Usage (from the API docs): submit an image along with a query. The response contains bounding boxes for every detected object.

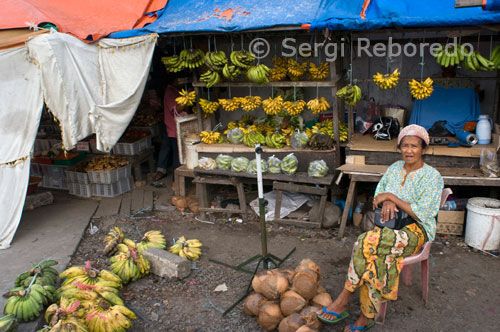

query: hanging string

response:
[419,35,426,82]
[477,32,481,52]
[208,88,210,101]
[173,38,176,54]
[229,86,232,99]
[183,35,186,50]
[316,33,321,65]
[214,35,218,52]
[207,36,211,52]
[349,34,354,86]
[293,85,297,101]
[386,55,390,74]
[249,85,252,96]
[231,35,234,53]
[190,36,193,49]
[271,85,274,98]
[241,34,244,51]
[490,35,493,57]
[316,84,319,99]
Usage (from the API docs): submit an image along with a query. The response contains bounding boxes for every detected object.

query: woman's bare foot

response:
[344,313,372,332]
[317,288,351,321]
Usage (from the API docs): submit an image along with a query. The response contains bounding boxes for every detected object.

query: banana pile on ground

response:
[169,236,203,261]
[14,260,59,288]
[110,241,150,284]
[204,51,228,71]
[307,97,330,114]
[336,85,362,106]
[199,99,219,118]
[200,131,222,144]
[265,132,286,149]
[308,62,329,81]
[243,131,266,147]
[222,63,242,81]
[230,50,255,69]
[433,44,466,68]
[0,314,17,332]
[219,98,240,112]
[491,45,500,69]
[103,227,166,256]
[409,78,434,100]
[200,70,222,88]
[262,96,284,115]
[287,59,308,81]
[247,64,271,84]
[373,68,400,89]
[59,261,122,289]
[234,96,262,112]
[283,100,306,116]
[175,89,196,107]
[462,51,496,71]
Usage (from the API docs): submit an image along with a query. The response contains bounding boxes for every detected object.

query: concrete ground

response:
[0,191,98,331]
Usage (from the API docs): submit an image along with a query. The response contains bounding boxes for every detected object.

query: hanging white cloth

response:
[0,46,43,249]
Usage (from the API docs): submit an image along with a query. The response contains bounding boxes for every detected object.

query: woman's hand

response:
[381,201,399,221]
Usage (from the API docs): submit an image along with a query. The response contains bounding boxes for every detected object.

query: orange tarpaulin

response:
[0,0,166,41]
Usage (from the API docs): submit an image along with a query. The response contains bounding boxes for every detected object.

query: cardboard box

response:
[346,155,366,165]
[437,210,465,235]
[436,223,464,236]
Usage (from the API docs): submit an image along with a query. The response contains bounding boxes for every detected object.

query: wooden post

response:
[330,57,342,169]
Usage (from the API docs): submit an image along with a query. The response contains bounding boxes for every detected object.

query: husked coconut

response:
[252,270,270,294]
[296,325,319,332]
[280,290,307,316]
[292,271,319,300]
[299,306,322,329]
[316,285,326,294]
[275,269,296,285]
[278,313,305,332]
[258,302,283,331]
[312,292,333,308]
[243,292,266,316]
[295,259,320,276]
[257,270,289,299]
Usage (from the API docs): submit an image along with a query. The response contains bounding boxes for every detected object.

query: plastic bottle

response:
[476,115,492,145]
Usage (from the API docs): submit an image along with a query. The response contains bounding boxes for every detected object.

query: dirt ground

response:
[66,203,500,332]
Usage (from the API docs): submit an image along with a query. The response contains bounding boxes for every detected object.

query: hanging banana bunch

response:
[336,85,362,106]
[409,78,434,100]
[373,68,400,90]
[307,97,330,114]
[287,59,308,81]
[230,50,255,69]
[199,99,219,119]
[262,96,283,115]
[247,64,271,84]
[308,62,330,81]
[218,98,240,112]
[283,100,306,116]
[175,89,196,107]
[179,49,205,69]
[200,70,221,88]
[234,96,262,112]
[222,63,242,81]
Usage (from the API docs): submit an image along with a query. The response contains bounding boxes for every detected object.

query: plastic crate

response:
[113,136,151,155]
[30,163,43,177]
[66,169,90,184]
[40,176,68,190]
[52,152,86,166]
[69,182,93,198]
[40,164,68,178]
[87,164,132,184]
[92,176,134,197]
[129,124,160,137]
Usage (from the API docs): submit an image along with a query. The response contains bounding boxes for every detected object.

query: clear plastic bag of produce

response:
[227,128,244,144]
[291,130,309,149]
[281,153,298,175]
[198,157,217,170]
[216,154,234,170]
[267,155,282,174]
[247,159,269,174]
[231,157,249,172]
[308,160,329,178]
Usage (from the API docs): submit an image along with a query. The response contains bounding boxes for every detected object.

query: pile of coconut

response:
[243,259,333,332]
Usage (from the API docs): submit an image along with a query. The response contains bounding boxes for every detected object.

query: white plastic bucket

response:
[184,137,198,170]
[465,197,500,250]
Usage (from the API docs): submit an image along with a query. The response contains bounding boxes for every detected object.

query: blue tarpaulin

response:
[310,0,500,32]
[109,0,321,38]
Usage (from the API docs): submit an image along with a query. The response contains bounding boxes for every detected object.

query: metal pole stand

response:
[209,144,295,316]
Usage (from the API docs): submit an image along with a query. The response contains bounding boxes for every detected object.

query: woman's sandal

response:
[154,172,166,181]
[348,320,375,331]
[317,307,349,324]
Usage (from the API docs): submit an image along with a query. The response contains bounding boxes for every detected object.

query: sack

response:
[370,116,400,140]
[373,208,415,230]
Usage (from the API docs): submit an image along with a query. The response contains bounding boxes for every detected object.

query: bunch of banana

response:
[222,64,242,81]
[175,89,196,107]
[218,98,240,112]
[308,62,329,81]
[433,44,465,68]
[161,55,184,73]
[169,237,203,261]
[15,260,59,288]
[230,50,255,69]
[238,115,255,127]
[287,59,308,81]
[281,126,295,137]
[246,64,270,84]
[491,45,500,69]
[198,99,219,119]
[85,299,136,332]
[307,97,330,114]
[110,244,150,284]
[227,121,237,130]
[311,121,348,142]
[283,100,306,116]
[242,131,266,147]
[204,51,228,71]
[265,132,286,148]
[272,56,288,68]
[60,262,122,289]
[0,314,17,332]
[200,70,221,88]
[262,96,284,115]
[408,78,434,100]
[235,96,262,112]
[305,128,313,139]
[44,296,87,328]
[137,230,166,253]
[240,125,258,135]
[462,51,496,71]
[270,66,287,81]
[199,131,221,144]
[336,85,362,105]
[103,227,124,256]
[179,48,205,69]
[3,284,55,322]
[373,68,400,89]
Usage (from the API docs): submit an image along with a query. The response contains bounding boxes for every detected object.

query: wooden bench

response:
[336,164,500,238]
[174,165,195,197]
[193,167,335,227]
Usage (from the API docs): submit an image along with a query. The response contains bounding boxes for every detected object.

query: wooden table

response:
[174,165,195,197]
[193,167,335,227]
[336,164,500,238]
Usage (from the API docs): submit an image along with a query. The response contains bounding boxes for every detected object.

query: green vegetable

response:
[308,160,329,178]
[231,157,249,172]
[281,153,298,175]
[216,154,234,170]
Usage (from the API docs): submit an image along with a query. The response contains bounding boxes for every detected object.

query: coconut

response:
[280,290,307,316]
[292,271,319,300]
[258,301,283,331]
[278,313,305,332]
[276,269,296,285]
[295,259,320,276]
[251,270,270,294]
[243,292,266,316]
[255,270,289,299]
[299,306,322,329]
[296,325,319,332]
[171,196,187,212]
[311,292,333,308]
[316,285,326,294]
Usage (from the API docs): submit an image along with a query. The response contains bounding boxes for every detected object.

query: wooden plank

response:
[455,0,483,8]
[192,81,337,88]
[130,189,144,213]
[199,207,245,213]
[274,189,283,221]
[272,218,321,229]
[119,193,131,216]
[143,190,153,211]
[339,180,356,238]
[273,181,328,195]
[235,182,247,215]
[196,143,335,154]
[94,197,122,218]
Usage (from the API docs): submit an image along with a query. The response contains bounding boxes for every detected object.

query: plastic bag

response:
[308,160,329,178]
[216,154,233,170]
[247,159,269,174]
[198,157,217,170]
[480,148,500,177]
[227,128,244,144]
[267,155,282,174]
[281,153,298,175]
[231,157,249,172]
[355,98,381,134]
[290,131,309,149]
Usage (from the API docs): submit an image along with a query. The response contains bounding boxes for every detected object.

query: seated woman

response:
[317,124,444,331]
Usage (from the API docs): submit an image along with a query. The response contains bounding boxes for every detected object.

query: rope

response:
[349,34,354,86]
[481,215,500,251]
[190,36,193,49]
[419,34,426,82]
